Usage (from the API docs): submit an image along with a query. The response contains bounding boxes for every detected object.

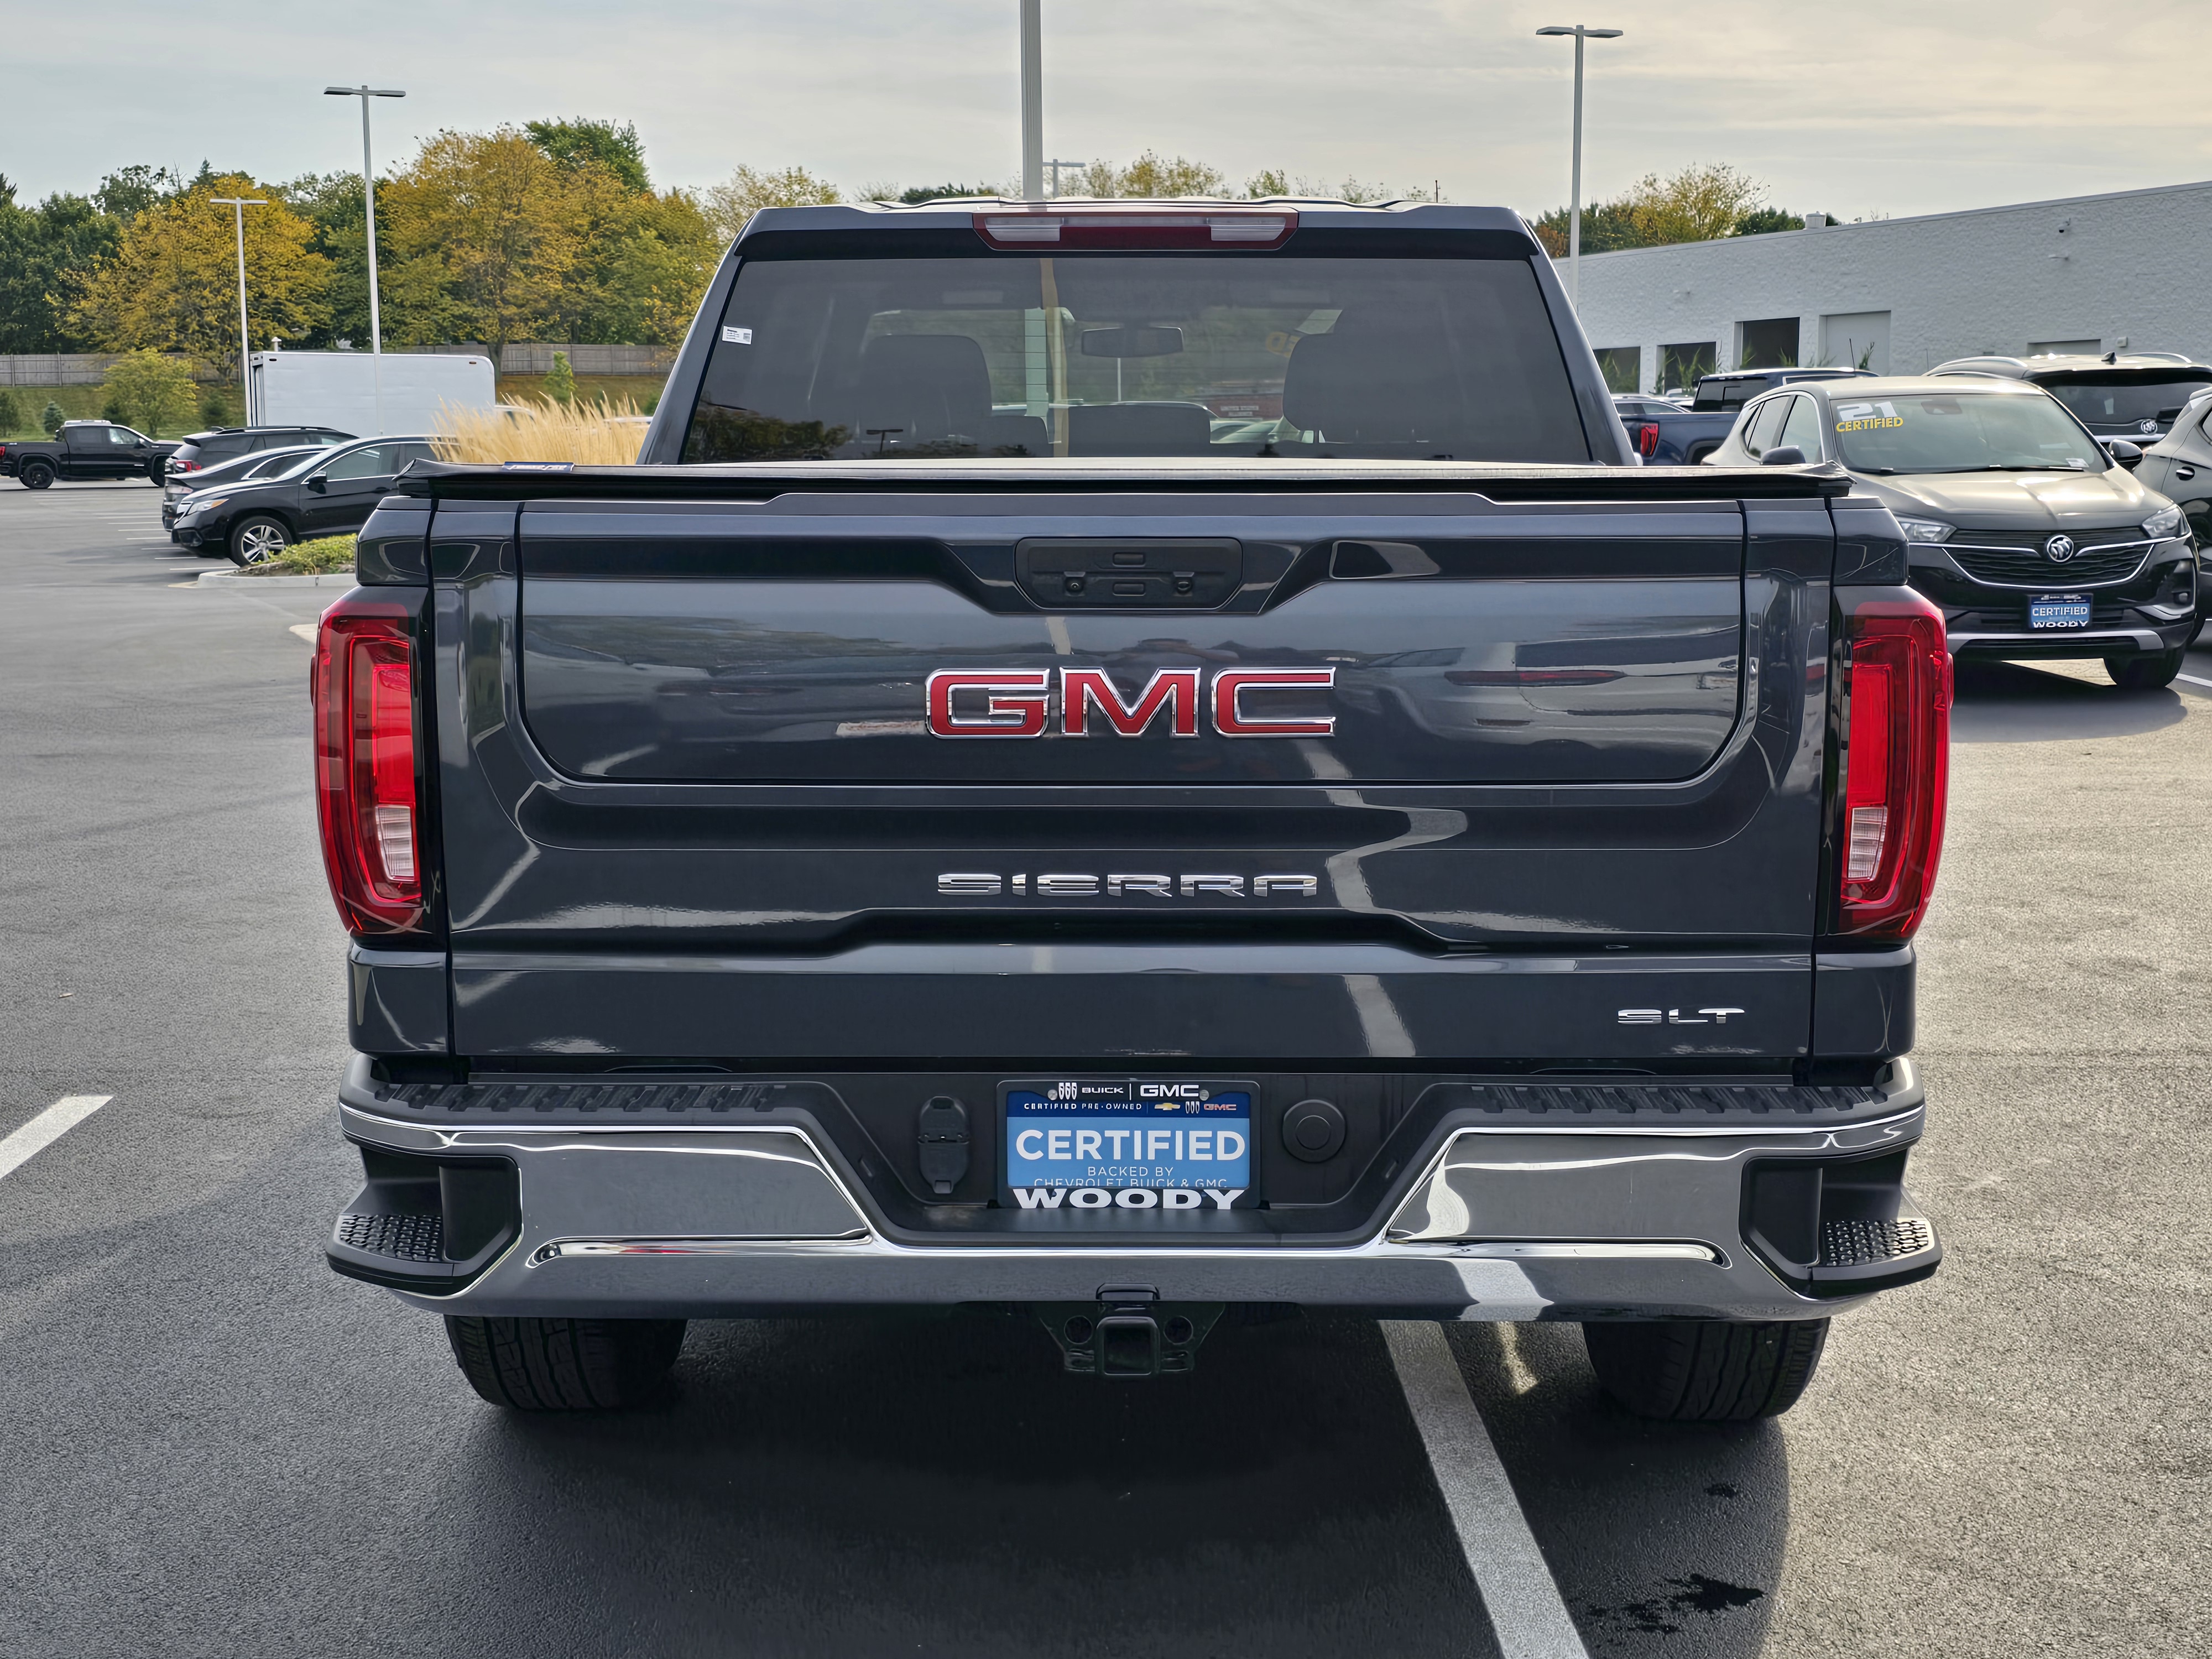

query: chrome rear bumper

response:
[335,1063,1938,1322]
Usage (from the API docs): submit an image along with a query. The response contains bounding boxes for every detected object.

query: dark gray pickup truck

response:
[316,200,1949,1419]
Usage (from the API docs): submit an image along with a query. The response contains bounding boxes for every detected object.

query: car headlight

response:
[2142,503,2184,540]
[1895,517,1953,544]
[184,496,228,517]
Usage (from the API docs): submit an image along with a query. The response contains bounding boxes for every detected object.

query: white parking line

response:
[289,624,318,644]
[2177,671,2212,691]
[1383,1320,1590,1659]
[0,1095,113,1182]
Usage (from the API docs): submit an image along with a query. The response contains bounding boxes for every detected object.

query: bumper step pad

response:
[336,1210,445,1264]
[1822,1215,1936,1267]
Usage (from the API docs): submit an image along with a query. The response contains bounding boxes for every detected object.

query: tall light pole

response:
[1536,24,1623,306]
[1019,0,1043,199]
[209,197,266,423]
[325,84,404,432]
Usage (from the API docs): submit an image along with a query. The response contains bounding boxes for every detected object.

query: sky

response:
[6,1,2208,223]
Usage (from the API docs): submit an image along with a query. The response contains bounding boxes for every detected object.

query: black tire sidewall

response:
[23,463,53,489]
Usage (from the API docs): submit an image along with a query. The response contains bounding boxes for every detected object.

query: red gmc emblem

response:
[926,667,1335,739]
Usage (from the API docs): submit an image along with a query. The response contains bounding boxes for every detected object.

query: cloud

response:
[8,0,2207,224]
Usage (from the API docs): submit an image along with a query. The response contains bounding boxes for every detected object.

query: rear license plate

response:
[1003,1080,1253,1212]
[2030,593,2091,629]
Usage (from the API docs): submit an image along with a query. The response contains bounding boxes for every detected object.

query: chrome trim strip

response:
[533,1233,869,1262]
[525,1235,1718,1265]
[1948,628,2165,651]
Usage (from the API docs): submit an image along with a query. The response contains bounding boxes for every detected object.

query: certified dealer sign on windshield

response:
[1004,1082,1250,1211]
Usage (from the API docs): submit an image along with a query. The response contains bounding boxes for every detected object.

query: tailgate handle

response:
[1016,538,1242,610]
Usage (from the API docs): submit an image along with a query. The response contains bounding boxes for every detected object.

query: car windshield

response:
[680,253,1593,463]
[2039,374,2212,428]
[1830,392,2107,474]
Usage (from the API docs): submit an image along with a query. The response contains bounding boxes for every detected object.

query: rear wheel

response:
[1582,1318,1828,1421]
[20,460,54,489]
[444,1315,687,1411]
[227,514,290,566]
[2106,647,2184,691]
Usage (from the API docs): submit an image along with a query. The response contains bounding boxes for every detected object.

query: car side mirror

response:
[1759,445,1807,467]
[307,474,328,493]
[2101,438,2143,470]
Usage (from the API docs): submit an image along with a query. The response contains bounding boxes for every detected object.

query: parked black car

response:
[1707,374,2195,687]
[165,424,354,479]
[160,445,328,532]
[1933,352,2212,445]
[2,420,179,487]
[170,435,437,564]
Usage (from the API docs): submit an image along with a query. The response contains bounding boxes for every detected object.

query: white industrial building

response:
[1569,179,2212,396]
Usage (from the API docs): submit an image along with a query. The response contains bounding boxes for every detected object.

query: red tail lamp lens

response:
[1634,421,1660,457]
[1835,594,1951,940]
[314,597,426,936]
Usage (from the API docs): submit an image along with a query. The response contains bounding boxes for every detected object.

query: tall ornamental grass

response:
[431,397,649,467]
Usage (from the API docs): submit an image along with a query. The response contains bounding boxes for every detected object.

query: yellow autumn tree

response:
[1070,152,1228,199]
[700,165,841,245]
[67,174,331,379]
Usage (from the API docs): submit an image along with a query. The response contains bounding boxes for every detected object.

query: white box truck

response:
[248,351,495,436]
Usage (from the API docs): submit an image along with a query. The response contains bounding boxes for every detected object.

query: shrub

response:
[42,400,65,435]
[254,534,356,575]
[200,390,236,428]
[545,350,576,406]
[0,390,21,435]
[100,395,128,424]
[433,397,646,466]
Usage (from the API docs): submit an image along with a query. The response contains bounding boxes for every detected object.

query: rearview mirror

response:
[306,474,328,493]
[1080,325,1184,359]
[1759,445,1807,467]
[2101,438,2143,470]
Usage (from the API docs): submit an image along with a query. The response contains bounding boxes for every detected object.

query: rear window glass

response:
[2041,375,2212,428]
[681,253,1592,464]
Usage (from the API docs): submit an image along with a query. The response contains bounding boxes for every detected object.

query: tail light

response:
[314,593,429,936]
[1833,593,1951,940]
[1632,421,1660,458]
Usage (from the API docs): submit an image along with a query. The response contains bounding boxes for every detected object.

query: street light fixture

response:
[325,84,405,431]
[208,197,267,423]
[1535,24,1623,306]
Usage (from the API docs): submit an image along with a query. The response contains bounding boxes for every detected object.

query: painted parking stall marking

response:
[1383,1321,1591,1659]
[0,1095,113,1182]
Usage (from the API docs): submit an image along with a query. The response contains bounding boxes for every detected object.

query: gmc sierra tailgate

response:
[423,466,1842,1066]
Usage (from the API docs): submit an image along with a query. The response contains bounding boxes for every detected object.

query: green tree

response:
[0,180,122,351]
[701,165,841,243]
[1070,152,1226,199]
[526,119,650,191]
[897,182,993,204]
[1734,206,1807,236]
[67,173,331,379]
[101,348,199,436]
[545,349,575,404]
[0,389,21,435]
[284,171,371,347]
[1532,164,1791,257]
[41,399,65,435]
[93,165,181,222]
[200,389,235,427]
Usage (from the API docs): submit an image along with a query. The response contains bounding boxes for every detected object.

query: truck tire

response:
[444,1315,687,1411]
[227,514,291,566]
[1582,1318,1828,1421]
[2105,647,2184,691]
[20,460,54,489]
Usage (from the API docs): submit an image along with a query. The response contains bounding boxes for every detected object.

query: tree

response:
[897,183,994,204]
[93,165,180,223]
[545,349,575,405]
[67,174,331,379]
[1069,152,1225,198]
[526,119,650,191]
[701,165,841,244]
[284,171,371,347]
[41,400,64,435]
[1531,165,1797,257]
[101,348,199,436]
[377,129,580,353]
[0,389,20,435]
[0,183,122,351]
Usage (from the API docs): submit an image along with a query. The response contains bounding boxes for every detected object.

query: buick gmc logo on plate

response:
[926,667,1335,738]
[1005,1082,1251,1211]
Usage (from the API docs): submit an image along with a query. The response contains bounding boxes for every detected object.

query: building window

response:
[2028,338,2101,357]
[1661,342,1715,397]
[1593,347,1640,393]
[1736,317,1800,369]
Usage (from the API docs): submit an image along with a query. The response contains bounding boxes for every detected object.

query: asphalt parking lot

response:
[3,479,2208,1658]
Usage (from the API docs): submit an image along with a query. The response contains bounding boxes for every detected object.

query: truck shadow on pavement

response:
[1445,1320,1786,1658]
[419,1310,1499,1658]
[1950,658,2188,743]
